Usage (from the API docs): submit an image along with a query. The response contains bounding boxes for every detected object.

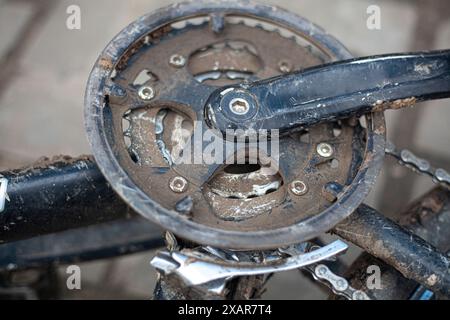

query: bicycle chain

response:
[305,263,371,300]
[302,141,450,300]
[385,141,450,189]
[301,245,370,300]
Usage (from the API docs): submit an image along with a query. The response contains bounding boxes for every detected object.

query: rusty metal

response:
[1,0,450,300]
[84,0,386,250]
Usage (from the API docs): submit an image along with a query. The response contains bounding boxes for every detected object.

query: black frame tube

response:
[334,204,450,297]
[0,156,131,244]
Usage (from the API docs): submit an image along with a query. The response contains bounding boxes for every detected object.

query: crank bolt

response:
[317,143,334,158]
[289,180,308,196]
[169,176,188,193]
[169,54,186,68]
[229,98,250,115]
[138,86,155,101]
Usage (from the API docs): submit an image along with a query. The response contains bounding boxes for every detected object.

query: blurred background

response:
[0,0,449,299]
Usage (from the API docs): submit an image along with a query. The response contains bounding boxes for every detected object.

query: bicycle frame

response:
[1,156,449,297]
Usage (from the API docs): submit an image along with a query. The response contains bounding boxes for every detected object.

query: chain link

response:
[305,263,371,300]
[385,141,450,190]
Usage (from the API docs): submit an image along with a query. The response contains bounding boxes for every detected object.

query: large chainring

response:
[84,1,386,249]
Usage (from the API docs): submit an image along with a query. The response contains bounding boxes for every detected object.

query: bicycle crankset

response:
[84,1,449,250]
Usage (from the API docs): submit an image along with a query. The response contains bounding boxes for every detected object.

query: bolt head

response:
[169,176,188,193]
[278,59,292,73]
[138,86,155,101]
[219,89,258,122]
[317,143,334,158]
[229,98,250,115]
[290,180,308,196]
[169,54,186,68]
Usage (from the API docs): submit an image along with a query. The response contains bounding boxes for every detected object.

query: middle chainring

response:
[85,1,386,249]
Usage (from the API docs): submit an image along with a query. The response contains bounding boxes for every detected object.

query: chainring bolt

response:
[229,98,250,115]
[317,142,334,158]
[169,54,186,68]
[138,86,155,101]
[169,176,188,193]
[278,59,292,73]
[290,180,308,196]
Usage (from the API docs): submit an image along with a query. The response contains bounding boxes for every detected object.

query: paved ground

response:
[0,0,449,299]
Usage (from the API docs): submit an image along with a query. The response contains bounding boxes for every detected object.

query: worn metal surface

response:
[334,203,450,297]
[84,0,386,250]
[338,187,450,300]
[118,19,355,226]
[0,156,133,244]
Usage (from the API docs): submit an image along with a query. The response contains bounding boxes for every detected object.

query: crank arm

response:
[205,49,450,136]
